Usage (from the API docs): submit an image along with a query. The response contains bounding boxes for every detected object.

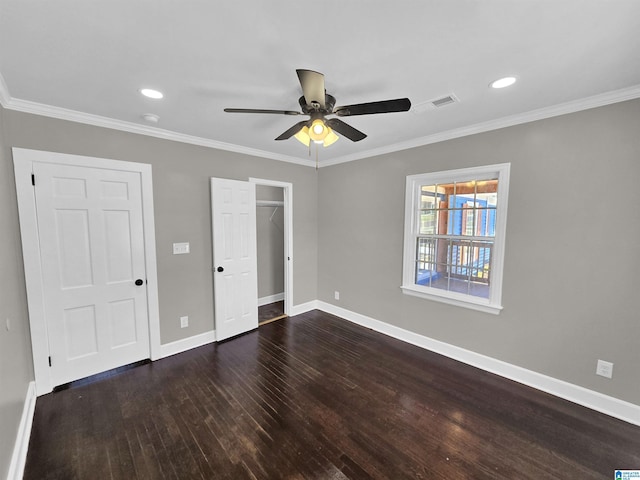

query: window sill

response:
[400,285,503,315]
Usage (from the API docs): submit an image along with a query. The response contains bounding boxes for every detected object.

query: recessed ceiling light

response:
[140,88,164,99]
[142,113,160,123]
[490,76,517,89]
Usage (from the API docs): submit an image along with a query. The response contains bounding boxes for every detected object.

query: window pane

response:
[476,179,498,199]
[419,185,439,234]
[419,185,437,209]
[469,282,490,299]
[415,238,436,286]
[418,209,437,235]
[449,239,471,276]
[431,263,452,292]
[474,208,496,237]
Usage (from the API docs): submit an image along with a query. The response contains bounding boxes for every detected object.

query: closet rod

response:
[257,200,284,207]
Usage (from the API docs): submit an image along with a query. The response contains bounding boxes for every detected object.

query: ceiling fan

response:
[224,69,411,147]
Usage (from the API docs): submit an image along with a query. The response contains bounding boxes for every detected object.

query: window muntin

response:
[403,164,509,314]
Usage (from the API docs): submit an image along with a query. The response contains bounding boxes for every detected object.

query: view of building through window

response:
[416,179,498,299]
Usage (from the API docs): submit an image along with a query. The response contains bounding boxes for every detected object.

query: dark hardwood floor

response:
[24,310,640,479]
[258,300,285,324]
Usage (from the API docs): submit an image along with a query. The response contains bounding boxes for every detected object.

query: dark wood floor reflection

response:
[258,300,285,324]
[24,310,640,479]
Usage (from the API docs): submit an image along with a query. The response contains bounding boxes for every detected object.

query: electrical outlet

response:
[180,316,189,328]
[334,291,340,300]
[596,359,613,379]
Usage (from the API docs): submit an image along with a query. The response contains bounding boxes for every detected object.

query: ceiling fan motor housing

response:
[299,94,336,115]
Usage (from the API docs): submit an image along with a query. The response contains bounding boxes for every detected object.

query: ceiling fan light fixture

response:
[308,119,329,142]
[294,124,340,148]
[323,129,339,147]
[294,126,311,146]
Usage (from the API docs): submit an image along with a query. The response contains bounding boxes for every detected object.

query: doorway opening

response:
[250,178,293,325]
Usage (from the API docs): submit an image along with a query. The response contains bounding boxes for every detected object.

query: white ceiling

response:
[1,0,640,166]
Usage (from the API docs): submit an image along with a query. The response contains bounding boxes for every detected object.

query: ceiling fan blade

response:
[325,118,367,142]
[275,121,309,141]
[334,98,411,117]
[224,108,301,115]
[296,69,326,109]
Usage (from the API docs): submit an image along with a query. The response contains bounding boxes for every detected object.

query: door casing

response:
[13,148,161,395]
[249,177,293,317]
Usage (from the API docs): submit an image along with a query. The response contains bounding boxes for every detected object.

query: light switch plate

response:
[173,242,190,255]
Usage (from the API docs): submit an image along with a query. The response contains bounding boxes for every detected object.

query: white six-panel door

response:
[34,161,150,386]
[211,178,258,341]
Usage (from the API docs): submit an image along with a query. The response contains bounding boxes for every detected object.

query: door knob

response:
[135,279,144,286]
[216,266,224,272]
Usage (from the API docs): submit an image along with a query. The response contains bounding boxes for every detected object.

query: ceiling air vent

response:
[430,94,458,107]
[412,93,459,114]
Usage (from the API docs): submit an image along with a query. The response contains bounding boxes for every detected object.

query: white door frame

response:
[249,177,293,316]
[13,148,161,396]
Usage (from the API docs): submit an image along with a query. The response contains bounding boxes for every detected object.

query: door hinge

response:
[31,173,35,186]
[48,356,52,367]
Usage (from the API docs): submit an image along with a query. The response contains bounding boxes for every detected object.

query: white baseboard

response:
[316,301,640,426]
[290,300,318,317]
[258,292,285,307]
[158,330,216,359]
[7,381,36,480]
[156,299,315,358]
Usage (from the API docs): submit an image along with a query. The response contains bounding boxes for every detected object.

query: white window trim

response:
[401,163,510,315]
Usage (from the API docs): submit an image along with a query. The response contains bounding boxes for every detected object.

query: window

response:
[402,163,510,314]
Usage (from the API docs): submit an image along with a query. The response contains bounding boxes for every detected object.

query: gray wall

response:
[1,98,639,477]
[0,105,319,476]
[1,108,318,347]
[256,185,285,299]
[318,98,640,405]
[0,106,35,479]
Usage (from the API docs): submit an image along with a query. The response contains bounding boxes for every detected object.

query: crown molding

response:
[0,72,11,107]
[320,84,640,167]
[2,75,639,169]
[2,94,315,168]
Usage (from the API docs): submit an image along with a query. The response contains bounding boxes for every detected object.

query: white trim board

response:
[249,178,294,318]
[157,330,216,359]
[290,300,318,317]
[258,293,285,307]
[0,71,10,106]
[2,95,314,168]
[7,381,36,480]
[2,80,639,169]
[318,84,640,167]
[316,301,640,426]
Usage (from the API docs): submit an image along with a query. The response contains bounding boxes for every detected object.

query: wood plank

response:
[23,310,640,479]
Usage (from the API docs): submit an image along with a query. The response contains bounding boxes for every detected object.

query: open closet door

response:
[211,178,258,341]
